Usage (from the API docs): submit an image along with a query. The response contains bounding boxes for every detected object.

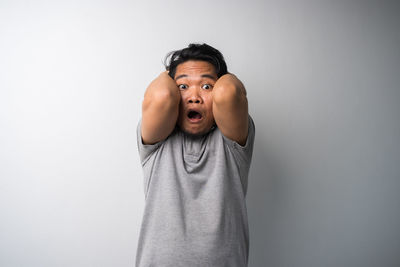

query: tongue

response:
[192,113,201,119]
[188,111,202,119]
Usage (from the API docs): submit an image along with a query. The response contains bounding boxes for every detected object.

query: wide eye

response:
[178,84,188,89]
[202,84,212,90]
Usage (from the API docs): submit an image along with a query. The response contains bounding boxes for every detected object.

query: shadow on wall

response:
[247,130,287,267]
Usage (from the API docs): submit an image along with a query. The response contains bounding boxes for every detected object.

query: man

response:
[136,43,255,267]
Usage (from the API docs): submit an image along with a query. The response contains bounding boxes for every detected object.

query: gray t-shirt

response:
[135,115,255,267]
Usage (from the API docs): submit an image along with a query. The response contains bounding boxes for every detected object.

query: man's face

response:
[174,60,218,136]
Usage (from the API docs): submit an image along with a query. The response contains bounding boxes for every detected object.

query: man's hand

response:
[212,73,249,146]
[141,71,180,145]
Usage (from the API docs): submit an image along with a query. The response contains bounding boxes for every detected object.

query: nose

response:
[187,89,202,104]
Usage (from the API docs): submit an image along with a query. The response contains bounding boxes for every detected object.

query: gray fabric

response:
[135,115,255,267]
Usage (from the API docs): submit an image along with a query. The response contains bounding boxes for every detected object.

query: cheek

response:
[203,94,214,110]
[178,93,186,108]
[179,91,185,100]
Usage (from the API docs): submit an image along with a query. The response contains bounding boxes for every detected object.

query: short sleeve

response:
[136,119,163,166]
[220,114,255,195]
[221,114,256,165]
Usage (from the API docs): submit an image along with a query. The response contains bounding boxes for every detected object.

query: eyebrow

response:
[175,74,217,81]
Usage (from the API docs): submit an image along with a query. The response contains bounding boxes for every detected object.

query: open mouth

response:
[187,110,203,121]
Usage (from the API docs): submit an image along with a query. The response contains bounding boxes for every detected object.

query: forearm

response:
[141,72,180,145]
[143,72,180,107]
[212,73,247,105]
[212,73,249,146]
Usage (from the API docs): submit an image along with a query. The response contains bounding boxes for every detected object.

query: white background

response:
[1,1,399,266]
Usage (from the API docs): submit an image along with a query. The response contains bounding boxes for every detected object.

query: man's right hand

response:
[141,71,181,145]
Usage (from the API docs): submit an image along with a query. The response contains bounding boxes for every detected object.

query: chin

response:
[179,124,214,136]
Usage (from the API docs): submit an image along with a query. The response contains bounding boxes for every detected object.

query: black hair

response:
[164,43,228,79]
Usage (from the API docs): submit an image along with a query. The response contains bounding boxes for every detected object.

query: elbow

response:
[212,83,246,105]
[153,88,180,104]
[143,89,180,112]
